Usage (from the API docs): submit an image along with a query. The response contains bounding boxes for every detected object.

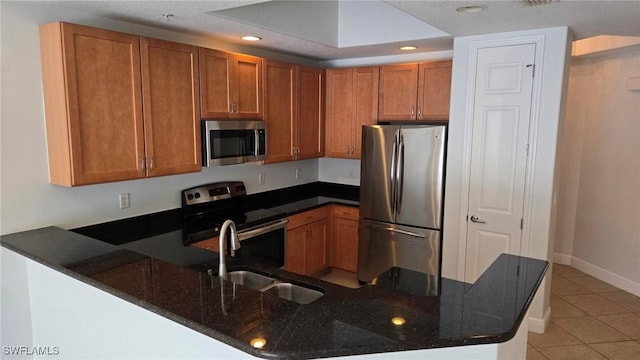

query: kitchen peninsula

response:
[1,186,547,360]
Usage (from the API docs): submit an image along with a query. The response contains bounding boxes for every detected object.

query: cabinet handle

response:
[234,103,239,113]
[140,158,146,172]
[417,107,422,117]
[149,157,154,170]
[411,106,415,116]
[230,103,234,113]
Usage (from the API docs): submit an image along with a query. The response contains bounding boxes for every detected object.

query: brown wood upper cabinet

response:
[325,67,379,159]
[263,60,324,163]
[199,48,263,119]
[39,22,201,186]
[378,60,452,121]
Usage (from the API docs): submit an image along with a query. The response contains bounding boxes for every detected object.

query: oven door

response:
[202,120,266,166]
[231,218,287,268]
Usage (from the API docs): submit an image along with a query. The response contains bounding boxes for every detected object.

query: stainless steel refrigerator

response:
[358,124,446,294]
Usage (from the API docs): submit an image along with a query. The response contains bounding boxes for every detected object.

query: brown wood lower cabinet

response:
[286,205,360,276]
[285,207,329,275]
[330,205,359,272]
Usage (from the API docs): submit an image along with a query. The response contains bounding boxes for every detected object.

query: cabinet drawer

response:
[287,206,329,229]
[331,205,359,221]
[191,238,220,252]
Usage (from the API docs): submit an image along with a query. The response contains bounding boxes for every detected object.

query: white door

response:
[464,44,536,283]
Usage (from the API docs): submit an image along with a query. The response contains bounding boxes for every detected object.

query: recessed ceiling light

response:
[456,5,487,13]
[400,46,417,51]
[241,35,262,41]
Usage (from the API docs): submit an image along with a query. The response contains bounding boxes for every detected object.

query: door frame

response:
[454,34,546,280]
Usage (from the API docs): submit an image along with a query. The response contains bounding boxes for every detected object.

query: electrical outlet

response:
[258,173,266,185]
[295,168,301,179]
[348,168,355,178]
[119,193,130,209]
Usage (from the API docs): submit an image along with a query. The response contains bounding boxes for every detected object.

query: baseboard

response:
[552,253,572,265]
[569,257,640,297]
[527,305,550,334]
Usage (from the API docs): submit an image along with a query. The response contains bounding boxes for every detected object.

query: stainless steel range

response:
[181,181,288,268]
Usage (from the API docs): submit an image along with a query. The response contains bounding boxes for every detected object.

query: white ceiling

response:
[37,0,640,61]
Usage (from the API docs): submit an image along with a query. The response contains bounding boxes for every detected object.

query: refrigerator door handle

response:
[390,133,399,216]
[366,224,428,239]
[396,133,405,215]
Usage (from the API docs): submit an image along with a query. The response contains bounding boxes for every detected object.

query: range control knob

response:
[194,192,201,199]
[187,194,194,200]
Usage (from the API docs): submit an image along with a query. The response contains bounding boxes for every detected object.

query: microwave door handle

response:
[254,129,259,156]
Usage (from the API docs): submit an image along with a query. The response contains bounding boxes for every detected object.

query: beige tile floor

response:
[527,264,640,360]
[317,267,361,288]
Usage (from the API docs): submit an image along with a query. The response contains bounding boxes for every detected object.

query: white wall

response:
[318,158,361,186]
[0,2,325,235]
[442,27,572,332]
[554,46,640,295]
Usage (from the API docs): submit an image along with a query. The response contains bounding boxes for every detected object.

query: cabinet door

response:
[264,60,296,163]
[417,61,452,121]
[353,67,379,158]
[286,226,307,275]
[40,22,145,186]
[235,54,263,119]
[199,48,233,119]
[297,66,324,159]
[331,217,359,272]
[325,68,354,158]
[326,67,379,159]
[141,38,201,177]
[306,219,329,275]
[378,64,418,121]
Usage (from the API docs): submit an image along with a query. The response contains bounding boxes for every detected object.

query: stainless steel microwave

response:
[201,120,266,166]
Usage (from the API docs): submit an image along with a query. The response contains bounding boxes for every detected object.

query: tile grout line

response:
[528,264,640,359]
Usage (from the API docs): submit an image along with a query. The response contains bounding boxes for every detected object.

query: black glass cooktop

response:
[182,208,285,245]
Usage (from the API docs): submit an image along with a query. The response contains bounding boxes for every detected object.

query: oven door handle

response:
[237,218,289,241]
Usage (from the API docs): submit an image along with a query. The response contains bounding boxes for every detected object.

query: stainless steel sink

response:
[225,270,324,304]
[263,283,324,304]
[227,270,276,291]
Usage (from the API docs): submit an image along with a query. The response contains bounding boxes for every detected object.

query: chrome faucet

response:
[218,219,240,280]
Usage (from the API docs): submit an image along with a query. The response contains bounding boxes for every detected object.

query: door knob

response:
[470,215,486,223]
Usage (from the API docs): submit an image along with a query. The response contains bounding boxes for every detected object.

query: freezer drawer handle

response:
[367,224,427,238]
[470,215,486,224]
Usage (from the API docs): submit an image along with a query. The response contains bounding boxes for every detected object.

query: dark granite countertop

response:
[269,196,358,215]
[0,182,548,359]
